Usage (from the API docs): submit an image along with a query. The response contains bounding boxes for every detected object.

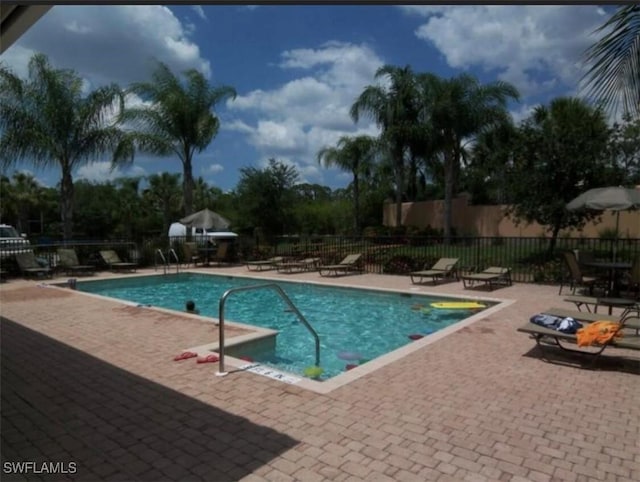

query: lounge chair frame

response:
[246,256,285,271]
[57,248,94,276]
[99,250,137,272]
[276,257,321,274]
[410,258,459,285]
[461,266,511,290]
[15,252,52,279]
[517,308,640,367]
[318,254,362,277]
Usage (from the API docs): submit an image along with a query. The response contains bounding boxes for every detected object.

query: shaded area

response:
[1,317,299,481]
[521,345,640,375]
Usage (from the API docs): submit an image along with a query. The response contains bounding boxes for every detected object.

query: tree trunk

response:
[60,166,74,241]
[353,173,360,234]
[443,148,454,243]
[394,146,404,228]
[183,156,194,216]
[547,224,561,260]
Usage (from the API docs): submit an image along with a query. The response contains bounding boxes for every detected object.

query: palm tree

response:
[143,172,182,236]
[117,61,236,216]
[418,73,519,240]
[351,65,420,228]
[582,5,640,118]
[0,53,126,239]
[10,172,44,234]
[317,135,377,233]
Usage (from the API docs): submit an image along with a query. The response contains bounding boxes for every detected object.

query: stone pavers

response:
[1,269,639,481]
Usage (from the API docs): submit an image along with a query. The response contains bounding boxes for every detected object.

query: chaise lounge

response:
[276,257,321,274]
[517,307,640,367]
[57,248,94,276]
[410,258,459,285]
[246,256,285,271]
[461,266,511,291]
[99,250,137,272]
[318,254,362,277]
[15,252,52,279]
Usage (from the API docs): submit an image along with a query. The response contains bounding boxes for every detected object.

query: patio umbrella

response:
[179,208,230,231]
[566,186,640,259]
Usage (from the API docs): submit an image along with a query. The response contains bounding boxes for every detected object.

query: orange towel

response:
[576,321,623,347]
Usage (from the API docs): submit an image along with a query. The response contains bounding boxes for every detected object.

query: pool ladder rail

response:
[216,283,321,376]
[155,248,180,274]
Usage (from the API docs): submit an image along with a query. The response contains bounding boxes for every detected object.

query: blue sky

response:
[1,4,612,192]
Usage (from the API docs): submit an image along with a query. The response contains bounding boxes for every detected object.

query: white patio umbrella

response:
[566,186,640,260]
[179,208,230,231]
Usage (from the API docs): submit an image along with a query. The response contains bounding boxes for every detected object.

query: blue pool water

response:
[78,273,491,380]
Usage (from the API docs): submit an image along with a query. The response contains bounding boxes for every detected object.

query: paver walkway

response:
[1,269,639,481]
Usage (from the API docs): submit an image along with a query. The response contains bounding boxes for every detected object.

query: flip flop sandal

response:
[196,354,220,364]
[173,351,198,361]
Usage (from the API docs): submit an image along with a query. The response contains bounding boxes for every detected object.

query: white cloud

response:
[3,5,211,88]
[76,161,146,182]
[401,5,608,98]
[191,6,207,21]
[206,164,224,174]
[227,41,384,183]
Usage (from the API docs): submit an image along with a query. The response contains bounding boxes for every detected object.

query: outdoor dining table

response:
[583,261,632,297]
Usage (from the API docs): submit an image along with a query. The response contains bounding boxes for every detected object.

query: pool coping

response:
[62,270,515,394]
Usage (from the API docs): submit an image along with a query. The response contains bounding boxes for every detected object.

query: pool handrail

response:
[154,248,180,274]
[216,283,321,376]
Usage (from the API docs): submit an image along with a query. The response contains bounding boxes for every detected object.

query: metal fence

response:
[267,235,640,283]
[5,235,639,285]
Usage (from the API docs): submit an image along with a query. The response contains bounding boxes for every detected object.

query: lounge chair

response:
[563,295,600,313]
[410,258,459,285]
[15,252,52,278]
[461,266,511,290]
[246,256,285,271]
[318,254,362,277]
[99,250,137,272]
[276,257,321,274]
[57,248,94,276]
[517,308,640,367]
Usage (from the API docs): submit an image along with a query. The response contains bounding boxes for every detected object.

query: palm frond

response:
[582,5,640,117]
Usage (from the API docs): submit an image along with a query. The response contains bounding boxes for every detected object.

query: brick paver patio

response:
[1,268,638,481]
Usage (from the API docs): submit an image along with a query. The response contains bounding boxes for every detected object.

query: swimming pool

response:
[78,273,493,380]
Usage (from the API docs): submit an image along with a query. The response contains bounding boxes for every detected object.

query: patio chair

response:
[246,256,285,271]
[410,258,459,285]
[620,256,640,300]
[15,252,52,278]
[318,253,362,277]
[182,242,202,267]
[276,257,321,274]
[209,242,230,266]
[99,250,137,272]
[558,250,602,296]
[460,266,511,291]
[57,248,94,276]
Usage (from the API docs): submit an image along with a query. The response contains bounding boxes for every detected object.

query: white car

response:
[0,224,32,259]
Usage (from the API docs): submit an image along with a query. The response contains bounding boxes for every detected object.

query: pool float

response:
[429,301,486,309]
[303,366,324,379]
[338,351,362,361]
[345,364,358,371]
[408,334,424,340]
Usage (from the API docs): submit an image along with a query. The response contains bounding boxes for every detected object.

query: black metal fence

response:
[4,235,639,285]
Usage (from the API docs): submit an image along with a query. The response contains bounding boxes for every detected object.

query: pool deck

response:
[1,267,639,481]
